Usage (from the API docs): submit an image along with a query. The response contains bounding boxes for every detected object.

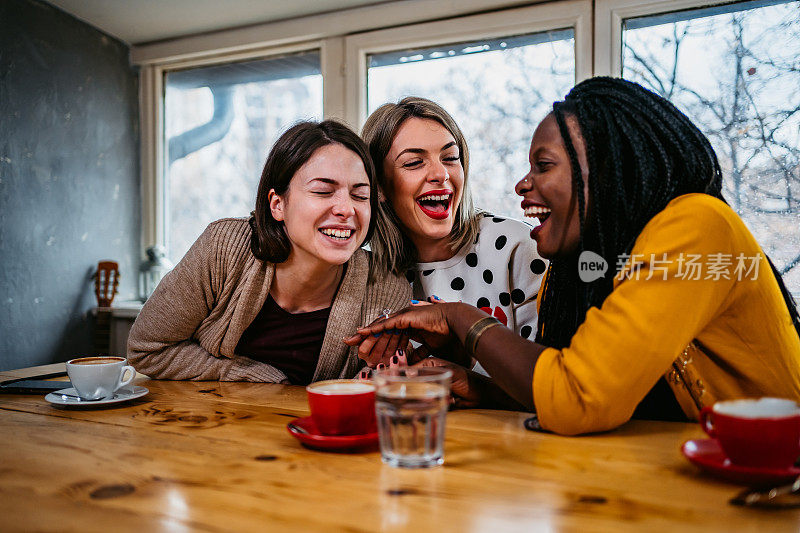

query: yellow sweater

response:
[533,194,800,435]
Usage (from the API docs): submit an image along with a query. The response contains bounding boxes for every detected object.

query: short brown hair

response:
[249,120,377,264]
[361,97,481,275]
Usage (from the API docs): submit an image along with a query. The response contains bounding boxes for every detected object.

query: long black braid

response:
[535,77,800,349]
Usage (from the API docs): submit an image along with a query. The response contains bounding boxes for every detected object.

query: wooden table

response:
[1,364,798,532]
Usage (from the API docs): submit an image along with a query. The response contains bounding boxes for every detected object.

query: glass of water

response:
[373,366,452,468]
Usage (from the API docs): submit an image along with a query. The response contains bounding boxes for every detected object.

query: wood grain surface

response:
[1,364,798,532]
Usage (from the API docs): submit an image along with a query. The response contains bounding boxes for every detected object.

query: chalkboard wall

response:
[0,0,140,371]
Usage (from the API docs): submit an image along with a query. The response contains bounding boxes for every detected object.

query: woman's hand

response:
[343,303,458,367]
[356,347,422,379]
[413,357,481,409]
[354,299,541,412]
[367,349,481,408]
[347,310,411,369]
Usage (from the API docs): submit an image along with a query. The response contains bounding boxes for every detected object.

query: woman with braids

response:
[129,120,410,384]
[346,77,800,435]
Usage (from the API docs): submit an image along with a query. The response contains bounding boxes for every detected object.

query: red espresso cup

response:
[699,398,800,469]
[306,379,377,436]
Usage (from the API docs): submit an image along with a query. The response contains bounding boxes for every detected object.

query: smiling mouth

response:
[524,205,551,227]
[319,228,353,241]
[416,192,452,220]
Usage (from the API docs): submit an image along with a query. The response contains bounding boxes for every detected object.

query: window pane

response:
[164,51,322,263]
[368,31,575,219]
[623,0,800,294]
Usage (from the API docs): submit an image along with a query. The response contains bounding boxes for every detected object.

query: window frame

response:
[593,0,767,76]
[138,41,325,251]
[343,1,593,128]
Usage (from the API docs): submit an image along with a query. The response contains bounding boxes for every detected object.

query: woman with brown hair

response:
[128,120,410,384]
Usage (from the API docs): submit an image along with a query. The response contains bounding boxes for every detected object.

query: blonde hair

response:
[362,97,481,276]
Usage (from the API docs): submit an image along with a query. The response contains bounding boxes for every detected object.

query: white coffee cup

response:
[66,356,136,400]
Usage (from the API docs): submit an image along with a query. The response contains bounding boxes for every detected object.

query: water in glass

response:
[374,367,451,468]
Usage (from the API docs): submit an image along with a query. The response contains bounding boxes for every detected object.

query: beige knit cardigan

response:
[127,218,411,382]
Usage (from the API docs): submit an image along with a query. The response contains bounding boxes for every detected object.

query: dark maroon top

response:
[235,294,331,385]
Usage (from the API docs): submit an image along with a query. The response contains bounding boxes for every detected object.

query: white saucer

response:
[45,386,149,407]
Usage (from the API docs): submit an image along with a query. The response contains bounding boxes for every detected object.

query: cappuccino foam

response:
[309,381,374,394]
[70,357,125,366]
[714,397,800,418]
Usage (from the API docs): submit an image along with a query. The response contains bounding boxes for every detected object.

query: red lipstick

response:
[416,190,453,221]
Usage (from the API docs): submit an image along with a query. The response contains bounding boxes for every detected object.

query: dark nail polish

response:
[397,349,404,356]
[411,299,419,304]
[391,355,398,364]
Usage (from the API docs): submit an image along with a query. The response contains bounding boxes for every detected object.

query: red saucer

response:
[682,438,800,486]
[286,416,378,452]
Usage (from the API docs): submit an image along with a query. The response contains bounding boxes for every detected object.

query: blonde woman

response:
[361,97,547,373]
